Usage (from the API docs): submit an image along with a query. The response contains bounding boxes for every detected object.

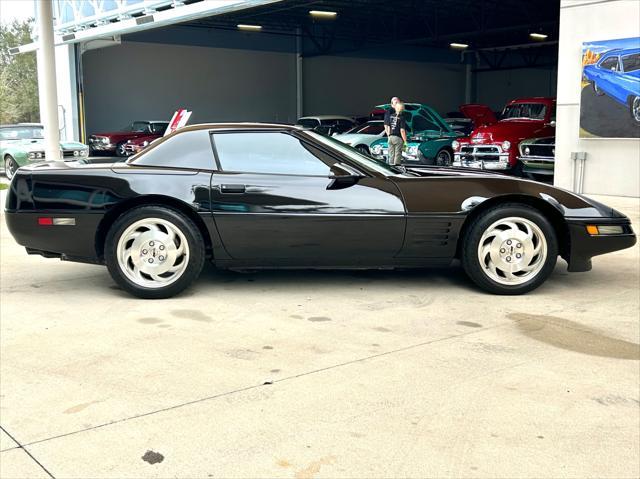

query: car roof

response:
[601,47,640,58]
[170,123,304,134]
[297,115,355,121]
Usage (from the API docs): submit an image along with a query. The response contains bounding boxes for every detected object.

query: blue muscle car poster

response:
[580,36,640,139]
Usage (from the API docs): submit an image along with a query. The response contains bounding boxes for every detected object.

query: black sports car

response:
[4,123,636,299]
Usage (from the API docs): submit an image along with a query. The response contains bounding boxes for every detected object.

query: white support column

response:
[36,0,61,160]
[295,27,303,119]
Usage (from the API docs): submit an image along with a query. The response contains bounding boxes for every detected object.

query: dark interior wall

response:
[83,41,297,134]
[475,67,558,110]
[303,55,466,116]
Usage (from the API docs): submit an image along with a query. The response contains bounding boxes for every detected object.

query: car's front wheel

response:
[461,204,558,294]
[105,206,205,299]
[630,96,640,125]
[4,155,18,180]
[436,148,453,166]
[355,145,370,156]
[115,142,128,157]
[592,82,604,96]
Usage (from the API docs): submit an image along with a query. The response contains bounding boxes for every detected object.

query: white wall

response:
[555,0,640,197]
[302,55,466,116]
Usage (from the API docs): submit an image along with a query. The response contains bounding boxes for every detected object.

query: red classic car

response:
[124,134,158,155]
[89,121,169,157]
[452,97,556,175]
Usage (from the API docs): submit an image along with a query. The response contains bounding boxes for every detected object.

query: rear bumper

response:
[5,211,102,263]
[565,218,636,272]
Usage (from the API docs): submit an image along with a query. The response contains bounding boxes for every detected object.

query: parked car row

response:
[0,123,88,180]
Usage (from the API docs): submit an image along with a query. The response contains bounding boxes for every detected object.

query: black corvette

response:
[4,123,636,299]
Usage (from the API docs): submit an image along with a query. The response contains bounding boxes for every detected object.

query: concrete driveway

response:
[0,188,638,479]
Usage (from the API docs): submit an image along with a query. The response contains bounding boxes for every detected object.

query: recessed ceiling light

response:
[530,32,548,40]
[237,24,262,31]
[309,10,337,18]
[450,42,469,49]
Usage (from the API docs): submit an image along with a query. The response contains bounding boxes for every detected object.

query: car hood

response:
[4,139,86,151]
[334,133,379,143]
[459,104,498,126]
[470,120,548,142]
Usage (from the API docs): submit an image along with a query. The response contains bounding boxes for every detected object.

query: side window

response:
[213,132,333,176]
[130,129,215,169]
[600,57,619,71]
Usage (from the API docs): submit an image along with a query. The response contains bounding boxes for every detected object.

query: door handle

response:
[219,184,246,194]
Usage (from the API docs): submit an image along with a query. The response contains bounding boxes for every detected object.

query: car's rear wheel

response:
[4,155,18,180]
[461,204,558,295]
[105,206,205,299]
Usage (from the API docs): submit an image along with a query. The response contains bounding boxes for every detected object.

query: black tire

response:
[461,203,558,295]
[115,142,128,157]
[592,82,604,96]
[509,161,524,177]
[629,96,640,125]
[435,148,453,167]
[355,145,370,156]
[105,206,205,299]
[4,155,18,180]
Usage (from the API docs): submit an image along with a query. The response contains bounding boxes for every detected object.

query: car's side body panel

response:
[4,124,636,278]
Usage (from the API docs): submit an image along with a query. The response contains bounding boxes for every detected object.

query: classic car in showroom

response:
[333,120,385,155]
[89,120,169,157]
[518,136,555,182]
[452,97,556,175]
[583,47,640,124]
[0,123,88,180]
[369,103,460,165]
[124,134,158,156]
[4,123,635,299]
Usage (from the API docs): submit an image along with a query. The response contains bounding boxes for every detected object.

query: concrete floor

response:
[0,188,638,479]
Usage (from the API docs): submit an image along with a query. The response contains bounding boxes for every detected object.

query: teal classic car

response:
[1,124,89,180]
[369,103,460,165]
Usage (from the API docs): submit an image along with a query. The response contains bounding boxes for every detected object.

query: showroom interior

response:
[0,0,638,478]
[29,0,638,197]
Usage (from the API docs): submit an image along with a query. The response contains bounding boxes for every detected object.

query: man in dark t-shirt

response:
[384,101,407,165]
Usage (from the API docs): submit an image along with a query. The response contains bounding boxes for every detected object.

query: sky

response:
[0,0,35,24]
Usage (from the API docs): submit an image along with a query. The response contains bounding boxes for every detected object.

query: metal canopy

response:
[182,0,560,66]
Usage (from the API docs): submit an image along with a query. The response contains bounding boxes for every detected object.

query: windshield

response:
[344,122,385,135]
[0,126,44,140]
[622,53,640,72]
[502,103,547,120]
[296,118,319,129]
[305,131,408,176]
[122,121,150,132]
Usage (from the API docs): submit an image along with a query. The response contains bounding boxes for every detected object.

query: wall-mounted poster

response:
[580,36,640,139]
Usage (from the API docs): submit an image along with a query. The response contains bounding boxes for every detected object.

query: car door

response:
[597,56,621,98]
[209,130,405,264]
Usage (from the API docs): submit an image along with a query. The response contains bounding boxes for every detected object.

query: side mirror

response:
[546,120,556,127]
[328,163,364,189]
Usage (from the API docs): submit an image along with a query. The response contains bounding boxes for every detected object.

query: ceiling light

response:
[309,10,337,18]
[450,42,469,49]
[237,24,262,31]
[530,32,548,40]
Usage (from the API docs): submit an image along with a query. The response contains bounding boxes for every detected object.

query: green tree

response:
[0,19,39,124]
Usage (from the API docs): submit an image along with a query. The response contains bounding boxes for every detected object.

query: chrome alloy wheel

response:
[477,216,547,285]
[116,218,190,288]
[632,97,640,123]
